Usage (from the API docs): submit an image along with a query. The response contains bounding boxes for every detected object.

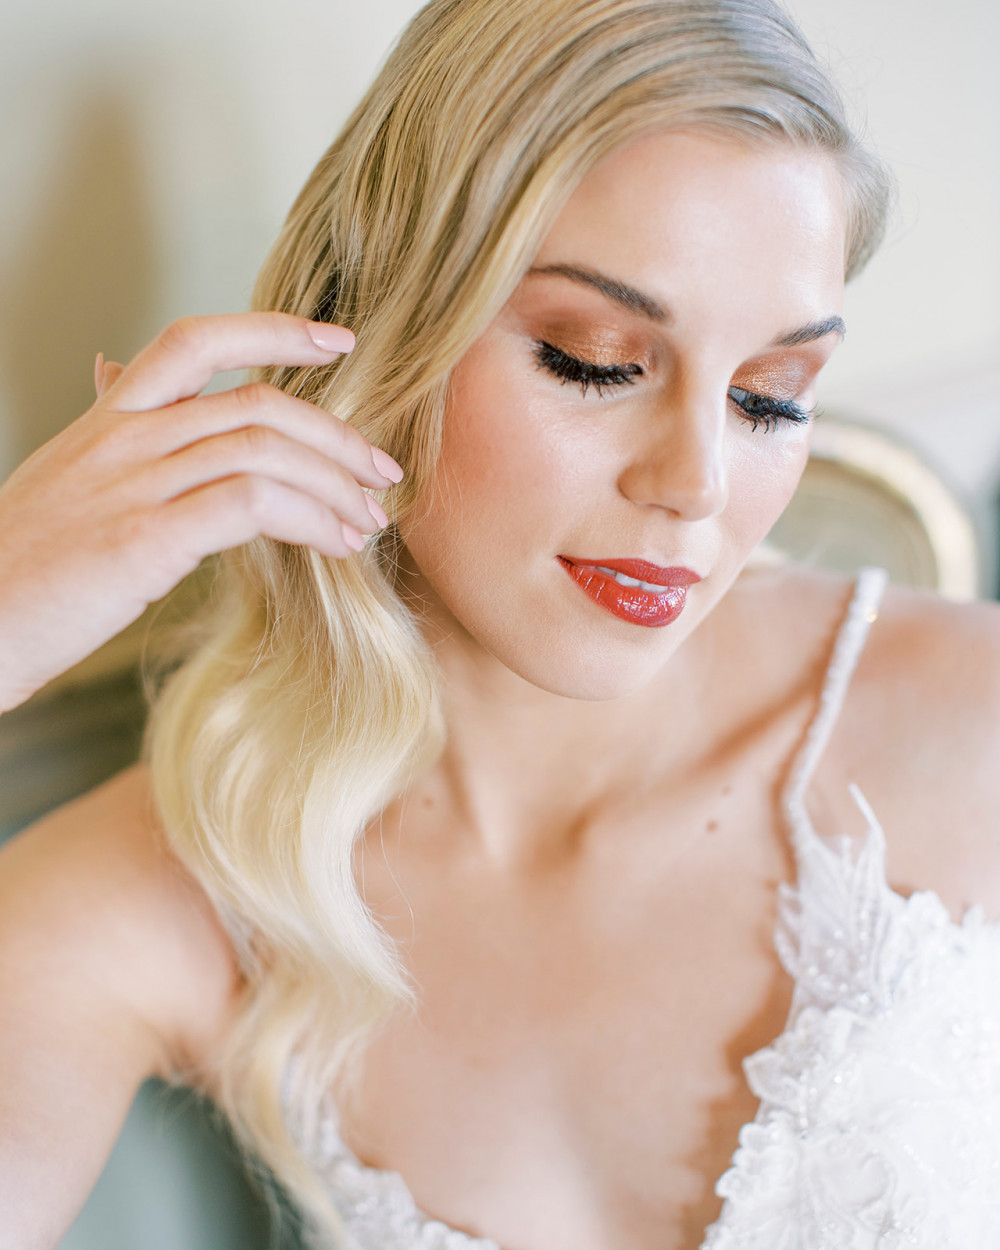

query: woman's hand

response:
[0,312,403,713]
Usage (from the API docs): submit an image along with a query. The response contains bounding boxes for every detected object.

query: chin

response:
[477,618,690,702]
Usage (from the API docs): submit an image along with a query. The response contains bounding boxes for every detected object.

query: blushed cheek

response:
[436,358,568,541]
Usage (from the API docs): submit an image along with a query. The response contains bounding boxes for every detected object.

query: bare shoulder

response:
[849,577,1000,805]
[750,564,1000,920]
[0,760,243,1084]
[857,582,1000,918]
[868,577,1000,699]
[748,559,1000,711]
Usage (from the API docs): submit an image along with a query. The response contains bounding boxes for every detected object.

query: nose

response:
[617,387,728,521]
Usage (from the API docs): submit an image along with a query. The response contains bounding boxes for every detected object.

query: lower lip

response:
[557,558,694,628]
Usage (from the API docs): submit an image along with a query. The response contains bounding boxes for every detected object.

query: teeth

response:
[592,564,670,593]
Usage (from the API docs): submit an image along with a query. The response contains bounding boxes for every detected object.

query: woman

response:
[2,0,999,1247]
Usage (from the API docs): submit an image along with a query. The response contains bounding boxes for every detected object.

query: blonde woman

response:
[2,0,999,1247]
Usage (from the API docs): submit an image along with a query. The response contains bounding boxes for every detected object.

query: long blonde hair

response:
[143,0,892,1241]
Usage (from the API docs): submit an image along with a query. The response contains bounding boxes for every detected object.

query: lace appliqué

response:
[702,796,1000,1250]
[307,1110,501,1250]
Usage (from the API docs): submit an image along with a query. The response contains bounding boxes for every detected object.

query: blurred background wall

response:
[1,0,997,570]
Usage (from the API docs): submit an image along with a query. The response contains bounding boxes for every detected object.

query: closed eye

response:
[728,386,813,432]
[533,340,643,398]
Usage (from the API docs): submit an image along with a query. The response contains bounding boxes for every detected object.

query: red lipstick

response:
[557,556,701,628]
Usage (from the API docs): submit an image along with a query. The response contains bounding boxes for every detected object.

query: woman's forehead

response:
[540,131,845,266]
[524,131,847,333]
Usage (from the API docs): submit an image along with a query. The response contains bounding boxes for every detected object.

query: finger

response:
[108,312,356,413]
[94,352,104,396]
[142,426,386,536]
[120,383,401,489]
[158,475,367,565]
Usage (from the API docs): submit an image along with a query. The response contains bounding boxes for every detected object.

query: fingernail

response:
[308,322,356,353]
[371,447,404,483]
[342,523,365,551]
[94,351,105,395]
[365,494,389,529]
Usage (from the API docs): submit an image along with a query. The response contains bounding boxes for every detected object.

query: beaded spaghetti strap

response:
[782,566,889,855]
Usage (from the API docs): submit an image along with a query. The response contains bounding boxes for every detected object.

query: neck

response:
[391,572,726,873]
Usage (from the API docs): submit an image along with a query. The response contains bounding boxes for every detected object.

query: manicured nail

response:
[342,523,365,551]
[371,447,404,483]
[308,322,356,353]
[365,494,389,528]
[94,351,105,395]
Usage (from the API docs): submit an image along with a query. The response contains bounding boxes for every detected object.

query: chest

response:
[336,776,799,1250]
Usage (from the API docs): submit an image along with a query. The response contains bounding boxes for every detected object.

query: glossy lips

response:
[557,556,701,628]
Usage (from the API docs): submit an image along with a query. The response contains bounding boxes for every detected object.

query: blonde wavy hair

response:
[142,0,892,1242]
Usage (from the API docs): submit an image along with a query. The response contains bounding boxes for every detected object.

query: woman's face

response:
[397,130,848,699]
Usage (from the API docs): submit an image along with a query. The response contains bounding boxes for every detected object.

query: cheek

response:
[727,425,811,541]
[419,349,570,544]
[400,346,565,602]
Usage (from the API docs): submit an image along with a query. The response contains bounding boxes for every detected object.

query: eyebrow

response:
[526,262,846,345]
[527,263,669,322]
[772,315,846,346]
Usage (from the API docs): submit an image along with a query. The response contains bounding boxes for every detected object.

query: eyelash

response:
[533,340,642,398]
[532,340,814,431]
[727,387,813,432]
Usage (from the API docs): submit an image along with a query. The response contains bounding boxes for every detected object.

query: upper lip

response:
[559,556,703,586]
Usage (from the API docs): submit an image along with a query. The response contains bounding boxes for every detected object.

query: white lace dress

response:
[296,568,1000,1248]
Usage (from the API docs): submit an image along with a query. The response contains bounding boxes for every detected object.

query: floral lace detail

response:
[307,1109,501,1250]
[702,804,1000,1248]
